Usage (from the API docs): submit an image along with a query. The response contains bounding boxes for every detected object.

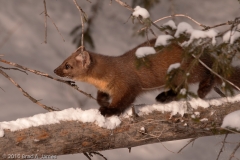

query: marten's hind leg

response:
[97,90,110,107]
[197,74,215,98]
[155,89,178,103]
[99,90,137,117]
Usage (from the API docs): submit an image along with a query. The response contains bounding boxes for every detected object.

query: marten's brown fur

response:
[54,39,240,116]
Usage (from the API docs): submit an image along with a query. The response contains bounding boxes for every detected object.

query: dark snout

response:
[53,67,62,77]
[53,68,57,74]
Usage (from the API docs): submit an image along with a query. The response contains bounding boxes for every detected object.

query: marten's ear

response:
[76,51,91,69]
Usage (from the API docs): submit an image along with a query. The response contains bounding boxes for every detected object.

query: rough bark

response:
[0,101,240,159]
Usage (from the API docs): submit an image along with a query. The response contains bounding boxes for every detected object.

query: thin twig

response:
[41,0,65,43]
[229,142,240,160]
[0,69,56,112]
[43,0,47,43]
[178,138,197,153]
[220,127,240,135]
[73,0,86,52]
[47,15,65,42]
[216,133,228,160]
[115,0,134,11]
[0,58,97,100]
[140,15,240,33]
[0,66,28,75]
[192,54,240,91]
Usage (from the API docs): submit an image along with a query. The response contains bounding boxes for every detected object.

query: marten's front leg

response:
[99,90,137,117]
[197,74,215,98]
[155,89,178,103]
[97,90,110,107]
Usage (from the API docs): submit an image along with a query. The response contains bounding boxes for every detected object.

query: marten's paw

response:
[97,91,110,107]
[99,106,122,117]
[155,90,178,103]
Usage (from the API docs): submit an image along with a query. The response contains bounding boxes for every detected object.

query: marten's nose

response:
[54,69,57,73]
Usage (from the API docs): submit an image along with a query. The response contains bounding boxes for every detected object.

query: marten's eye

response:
[65,64,70,70]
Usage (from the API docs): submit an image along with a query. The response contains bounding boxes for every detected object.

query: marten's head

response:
[54,50,91,81]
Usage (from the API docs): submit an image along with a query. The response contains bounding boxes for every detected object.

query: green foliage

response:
[156,21,240,100]
[135,57,151,69]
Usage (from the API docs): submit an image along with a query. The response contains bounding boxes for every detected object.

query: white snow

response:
[174,22,193,38]
[223,30,240,44]
[182,29,218,46]
[200,118,208,122]
[194,112,200,116]
[221,110,240,131]
[167,63,181,73]
[1,94,240,137]
[180,88,187,95]
[155,35,174,47]
[174,22,218,46]
[132,6,150,19]
[123,93,240,118]
[162,20,177,29]
[135,46,156,58]
[140,126,145,132]
[0,108,121,137]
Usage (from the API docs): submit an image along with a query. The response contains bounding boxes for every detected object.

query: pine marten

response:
[54,39,240,116]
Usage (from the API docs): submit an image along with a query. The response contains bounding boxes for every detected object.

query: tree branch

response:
[73,0,87,52]
[0,58,96,100]
[0,69,56,112]
[1,100,240,156]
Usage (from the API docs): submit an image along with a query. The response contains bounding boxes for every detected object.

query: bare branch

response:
[43,0,47,43]
[229,142,240,160]
[0,69,56,112]
[216,133,228,160]
[115,0,134,11]
[178,138,197,153]
[47,15,65,42]
[191,54,240,91]
[0,66,28,75]
[0,58,96,100]
[73,0,86,52]
[42,0,65,43]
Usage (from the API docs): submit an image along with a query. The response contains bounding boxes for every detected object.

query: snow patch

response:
[0,108,121,137]
[182,29,218,46]
[132,6,150,19]
[124,94,240,119]
[135,47,156,58]
[223,31,240,44]
[167,63,180,73]
[180,88,187,95]
[1,94,240,137]
[221,110,240,131]
[162,20,177,29]
[174,22,193,38]
[155,35,174,47]
[200,118,208,122]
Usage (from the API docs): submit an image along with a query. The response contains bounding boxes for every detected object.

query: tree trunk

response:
[0,101,239,159]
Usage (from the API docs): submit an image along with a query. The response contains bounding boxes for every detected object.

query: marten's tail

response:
[227,66,240,90]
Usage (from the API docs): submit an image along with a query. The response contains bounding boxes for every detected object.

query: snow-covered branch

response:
[0,101,240,157]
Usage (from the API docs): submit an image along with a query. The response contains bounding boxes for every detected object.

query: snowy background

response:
[0,0,240,159]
